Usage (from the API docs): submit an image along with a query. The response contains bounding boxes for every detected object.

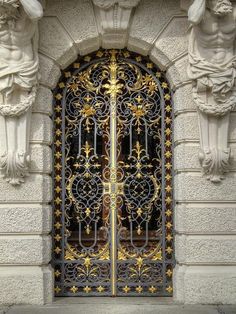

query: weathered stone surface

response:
[174,113,236,143]
[33,86,53,116]
[128,0,182,55]
[151,17,188,68]
[166,56,190,89]
[39,17,77,69]
[0,235,51,265]
[30,144,52,174]
[6,304,222,314]
[39,54,61,89]
[174,143,200,170]
[175,173,236,201]
[174,265,236,304]
[174,113,199,144]
[173,84,195,114]
[30,114,52,145]
[45,0,100,55]
[0,266,53,305]
[150,46,171,70]
[0,175,52,203]
[0,205,51,234]
[175,204,236,234]
[101,33,127,50]
[174,143,236,171]
[176,235,236,264]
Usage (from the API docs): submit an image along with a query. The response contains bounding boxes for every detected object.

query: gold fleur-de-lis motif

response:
[70,286,78,293]
[123,286,131,293]
[135,286,143,293]
[83,286,92,293]
[84,257,92,269]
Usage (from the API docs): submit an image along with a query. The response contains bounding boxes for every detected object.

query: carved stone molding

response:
[0,0,43,185]
[93,0,140,45]
[187,0,236,182]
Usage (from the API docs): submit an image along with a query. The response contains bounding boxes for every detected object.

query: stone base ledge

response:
[174,265,236,304]
[0,266,53,305]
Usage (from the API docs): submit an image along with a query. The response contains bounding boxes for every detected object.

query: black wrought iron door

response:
[53,50,174,297]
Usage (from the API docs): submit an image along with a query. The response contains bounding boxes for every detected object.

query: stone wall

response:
[0,0,235,305]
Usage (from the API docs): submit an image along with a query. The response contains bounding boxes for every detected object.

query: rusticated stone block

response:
[173,84,195,114]
[0,235,51,265]
[175,235,236,264]
[39,17,77,69]
[45,0,99,55]
[128,0,182,55]
[175,204,236,234]
[151,16,188,68]
[166,55,190,89]
[33,86,53,116]
[174,265,236,304]
[174,143,236,171]
[0,266,53,305]
[0,205,51,234]
[175,173,236,201]
[30,144,52,174]
[39,54,61,89]
[0,174,52,203]
[30,113,52,145]
[174,112,236,144]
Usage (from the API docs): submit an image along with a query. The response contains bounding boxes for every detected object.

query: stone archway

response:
[37,0,191,304]
[1,0,236,306]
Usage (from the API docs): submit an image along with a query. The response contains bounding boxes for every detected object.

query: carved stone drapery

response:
[93,0,140,45]
[0,0,43,185]
[187,0,236,182]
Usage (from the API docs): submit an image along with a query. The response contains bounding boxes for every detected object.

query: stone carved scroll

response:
[93,0,140,43]
[0,0,43,185]
[188,0,236,182]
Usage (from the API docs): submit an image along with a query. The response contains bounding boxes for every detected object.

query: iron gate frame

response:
[52,49,175,297]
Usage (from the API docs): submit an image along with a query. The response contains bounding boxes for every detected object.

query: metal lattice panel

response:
[53,49,174,297]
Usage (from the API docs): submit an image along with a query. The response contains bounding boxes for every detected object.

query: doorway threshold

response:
[54,297,175,305]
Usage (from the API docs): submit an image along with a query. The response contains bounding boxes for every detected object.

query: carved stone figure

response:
[0,0,43,185]
[188,0,236,182]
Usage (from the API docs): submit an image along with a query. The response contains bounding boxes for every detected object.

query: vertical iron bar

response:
[109,50,118,296]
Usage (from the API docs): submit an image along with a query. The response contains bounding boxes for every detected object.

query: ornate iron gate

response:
[53,49,174,297]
